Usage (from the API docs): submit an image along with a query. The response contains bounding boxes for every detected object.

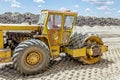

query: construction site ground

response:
[0,26,120,80]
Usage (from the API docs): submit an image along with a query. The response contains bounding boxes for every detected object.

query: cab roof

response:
[41,10,78,15]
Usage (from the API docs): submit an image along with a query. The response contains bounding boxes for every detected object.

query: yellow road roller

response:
[0,10,108,74]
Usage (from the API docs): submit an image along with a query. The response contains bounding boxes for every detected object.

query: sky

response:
[0,0,120,18]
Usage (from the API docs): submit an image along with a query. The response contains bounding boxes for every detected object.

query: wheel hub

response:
[26,51,42,65]
[92,45,101,57]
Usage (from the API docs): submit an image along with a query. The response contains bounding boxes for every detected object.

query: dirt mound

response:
[0,12,39,24]
[0,12,120,26]
[76,16,120,27]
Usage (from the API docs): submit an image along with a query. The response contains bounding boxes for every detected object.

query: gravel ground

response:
[0,26,120,80]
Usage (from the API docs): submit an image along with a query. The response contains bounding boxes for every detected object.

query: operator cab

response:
[38,10,77,46]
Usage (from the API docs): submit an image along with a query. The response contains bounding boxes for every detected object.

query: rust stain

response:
[48,30,61,46]
[62,31,71,44]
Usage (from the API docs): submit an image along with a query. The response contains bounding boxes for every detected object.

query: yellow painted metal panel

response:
[64,47,73,55]
[64,47,87,57]
[101,45,108,53]
[41,10,77,16]
[73,47,86,57]
[0,49,11,63]
[42,13,48,35]
[0,26,39,30]
[51,46,60,58]
[87,48,93,56]
[0,31,3,48]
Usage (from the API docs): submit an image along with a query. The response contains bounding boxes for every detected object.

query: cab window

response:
[38,13,47,25]
[64,16,74,30]
[47,15,62,29]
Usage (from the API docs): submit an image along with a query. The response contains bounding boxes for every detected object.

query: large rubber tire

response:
[12,39,50,75]
[68,33,101,64]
